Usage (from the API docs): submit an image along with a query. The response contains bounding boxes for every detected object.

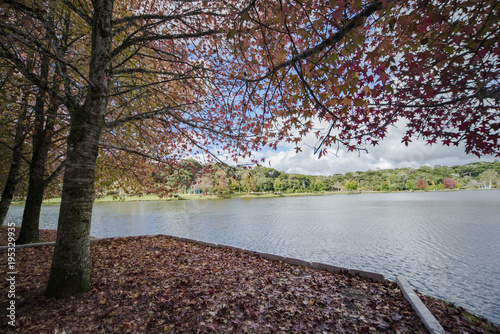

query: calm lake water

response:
[5,190,500,325]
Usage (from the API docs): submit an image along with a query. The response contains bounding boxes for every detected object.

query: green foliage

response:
[273,179,283,192]
[345,180,358,191]
[312,180,326,192]
[99,160,500,195]
[241,170,256,193]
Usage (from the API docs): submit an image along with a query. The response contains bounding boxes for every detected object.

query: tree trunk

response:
[0,152,24,225]
[46,0,113,298]
[0,91,30,226]
[16,126,55,244]
[17,55,51,244]
[17,175,43,244]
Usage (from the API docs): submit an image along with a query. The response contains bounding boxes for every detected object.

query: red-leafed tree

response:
[1,0,498,298]
[415,178,428,190]
[229,0,499,156]
[1,0,275,297]
[0,64,31,226]
[0,7,72,244]
[443,177,456,189]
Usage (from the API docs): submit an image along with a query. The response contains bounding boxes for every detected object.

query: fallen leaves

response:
[1,227,499,333]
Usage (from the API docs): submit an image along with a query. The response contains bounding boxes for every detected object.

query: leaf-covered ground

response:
[1,227,499,333]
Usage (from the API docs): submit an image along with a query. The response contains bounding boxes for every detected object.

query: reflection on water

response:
[5,190,500,325]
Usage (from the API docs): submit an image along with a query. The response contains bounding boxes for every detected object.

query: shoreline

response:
[9,188,495,206]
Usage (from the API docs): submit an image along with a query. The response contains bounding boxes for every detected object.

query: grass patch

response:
[13,190,347,207]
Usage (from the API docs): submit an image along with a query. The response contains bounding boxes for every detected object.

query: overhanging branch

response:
[243,1,383,83]
[98,142,167,164]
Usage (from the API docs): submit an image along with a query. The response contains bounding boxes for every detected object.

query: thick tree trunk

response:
[46,0,113,298]
[0,92,30,226]
[44,105,101,297]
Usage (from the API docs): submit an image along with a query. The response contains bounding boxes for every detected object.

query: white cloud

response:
[257,123,496,175]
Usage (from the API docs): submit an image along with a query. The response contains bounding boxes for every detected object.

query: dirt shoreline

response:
[1,227,499,333]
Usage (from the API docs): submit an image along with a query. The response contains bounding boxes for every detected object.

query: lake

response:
[5,190,500,325]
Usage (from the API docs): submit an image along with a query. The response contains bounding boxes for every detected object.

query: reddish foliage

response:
[415,178,428,190]
[1,228,499,333]
[443,177,456,189]
[2,0,500,312]
[232,0,500,156]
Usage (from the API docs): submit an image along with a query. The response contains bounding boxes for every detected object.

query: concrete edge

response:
[0,241,57,250]
[0,238,103,250]
[397,276,446,334]
[348,269,386,283]
[1,233,385,284]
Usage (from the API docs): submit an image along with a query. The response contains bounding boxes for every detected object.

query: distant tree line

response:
[151,160,500,195]
[7,159,498,200]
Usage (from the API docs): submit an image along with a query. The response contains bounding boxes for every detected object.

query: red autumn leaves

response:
[1,228,498,333]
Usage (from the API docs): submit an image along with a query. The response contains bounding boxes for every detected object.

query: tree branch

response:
[43,160,66,189]
[61,0,92,25]
[477,86,500,102]
[113,10,225,26]
[243,0,383,83]
[0,49,67,104]
[98,142,167,164]
[111,30,220,59]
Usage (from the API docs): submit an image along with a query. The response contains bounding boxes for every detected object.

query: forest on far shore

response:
[9,160,500,202]
[134,160,500,197]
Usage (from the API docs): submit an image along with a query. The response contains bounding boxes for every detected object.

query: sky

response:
[251,122,497,176]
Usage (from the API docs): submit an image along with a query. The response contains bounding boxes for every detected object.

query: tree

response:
[254,175,274,192]
[312,179,326,192]
[479,169,499,189]
[17,52,66,244]
[214,169,230,194]
[443,177,456,189]
[467,179,481,189]
[195,174,213,195]
[2,0,275,297]
[252,166,280,192]
[241,169,256,193]
[286,178,301,193]
[0,69,31,226]
[0,63,66,243]
[415,178,428,190]
[345,180,358,191]
[230,0,499,156]
[3,0,499,298]
[273,179,283,192]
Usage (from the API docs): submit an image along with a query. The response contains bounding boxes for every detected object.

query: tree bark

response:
[17,55,52,244]
[0,91,30,226]
[46,0,113,298]
[16,109,59,244]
